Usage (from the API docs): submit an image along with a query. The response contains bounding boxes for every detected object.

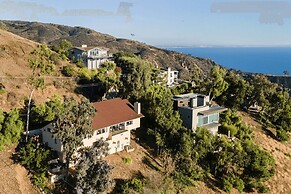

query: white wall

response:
[41,124,63,153]
[82,127,110,147]
[41,116,141,158]
[108,130,131,154]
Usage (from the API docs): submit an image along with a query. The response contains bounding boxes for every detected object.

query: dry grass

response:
[0,146,40,194]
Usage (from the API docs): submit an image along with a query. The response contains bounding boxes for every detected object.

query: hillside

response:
[0,29,78,111]
[0,20,217,79]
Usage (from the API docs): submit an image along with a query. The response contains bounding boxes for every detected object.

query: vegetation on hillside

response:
[2,46,289,193]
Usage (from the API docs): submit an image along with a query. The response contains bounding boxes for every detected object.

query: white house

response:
[159,67,179,87]
[41,98,144,160]
[173,93,227,134]
[69,45,112,69]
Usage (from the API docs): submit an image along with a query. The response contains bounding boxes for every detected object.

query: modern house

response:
[41,98,144,160]
[173,93,227,134]
[159,67,179,87]
[69,45,112,69]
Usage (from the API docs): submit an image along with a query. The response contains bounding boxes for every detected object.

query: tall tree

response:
[25,43,56,142]
[142,84,186,154]
[209,65,229,101]
[75,140,112,194]
[52,97,96,171]
[115,54,153,100]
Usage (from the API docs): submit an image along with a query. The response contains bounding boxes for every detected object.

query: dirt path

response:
[0,146,40,194]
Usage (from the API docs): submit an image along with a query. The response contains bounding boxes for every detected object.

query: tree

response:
[75,140,112,194]
[52,97,96,171]
[30,95,64,126]
[2,109,24,145]
[142,84,186,154]
[209,65,229,101]
[25,43,56,142]
[17,138,51,189]
[217,71,253,109]
[115,54,153,100]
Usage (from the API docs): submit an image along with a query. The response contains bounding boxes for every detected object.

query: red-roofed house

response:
[41,98,143,157]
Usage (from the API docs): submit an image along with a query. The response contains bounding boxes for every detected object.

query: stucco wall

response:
[41,124,63,153]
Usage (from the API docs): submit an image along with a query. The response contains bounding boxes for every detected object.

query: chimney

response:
[190,97,197,108]
[81,44,87,48]
[134,102,141,114]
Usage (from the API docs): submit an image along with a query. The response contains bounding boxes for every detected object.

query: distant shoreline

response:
[166,47,291,76]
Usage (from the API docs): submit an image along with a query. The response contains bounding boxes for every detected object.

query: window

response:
[102,128,105,133]
[126,121,133,126]
[54,138,57,144]
[96,129,102,135]
[209,113,219,123]
[203,116,208,125]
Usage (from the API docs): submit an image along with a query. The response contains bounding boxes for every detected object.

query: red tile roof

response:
[92,98,143,130]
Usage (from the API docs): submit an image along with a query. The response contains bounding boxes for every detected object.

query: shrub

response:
[276,128,290,142]
[123,157,132,164]
[76,59,85,68]
[122,178,143,193]
[258,185,270,193]
[62,65,77,77]
[0,83,5,94]
[220,123,238,137]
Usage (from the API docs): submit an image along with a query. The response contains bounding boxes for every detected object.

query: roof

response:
[74,46,108,52]
[92,98,143,130]
[173,93,207,101]
[198,106,227,116]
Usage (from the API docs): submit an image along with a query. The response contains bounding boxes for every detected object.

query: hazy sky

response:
[1,0,291,47]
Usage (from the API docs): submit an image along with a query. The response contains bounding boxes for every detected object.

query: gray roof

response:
[173,93,207,101]
[198,106,227,115]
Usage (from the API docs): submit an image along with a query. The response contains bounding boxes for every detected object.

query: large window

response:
[203,116,208,125]
[209,113,219,123]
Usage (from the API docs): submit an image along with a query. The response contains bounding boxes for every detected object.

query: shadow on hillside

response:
[132,126,157,157]
[248,112,278,140]
[74,85,103,102]
[142,156,161,172]
[261,126,277,140]
[204,175,222,193]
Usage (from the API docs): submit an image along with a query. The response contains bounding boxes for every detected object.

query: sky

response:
[0,0,291,47]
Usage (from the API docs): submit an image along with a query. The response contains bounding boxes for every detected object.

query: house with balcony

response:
[173,93,227,134]
[41,98,144,160]
[159,67,179,87]
[69,45,112,69]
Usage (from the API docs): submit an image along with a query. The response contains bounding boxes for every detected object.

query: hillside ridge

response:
[0,20,217,79]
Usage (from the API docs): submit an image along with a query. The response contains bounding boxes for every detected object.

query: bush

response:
[0,83,5,94]
[222,177,233,194]
[62,65,77,77]
[31,172,47,189]
[258,185,270,193]
[276,128,290,142]
[122,178,143,193]
[220,123,238,137]
[122,157,132,164]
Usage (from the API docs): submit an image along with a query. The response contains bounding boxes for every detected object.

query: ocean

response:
[166,47,291,75]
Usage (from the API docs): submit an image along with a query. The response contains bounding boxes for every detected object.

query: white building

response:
[69,45,112,69]
[41,98,144,160]
[173,93,227,134]
[159,67,179,87]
